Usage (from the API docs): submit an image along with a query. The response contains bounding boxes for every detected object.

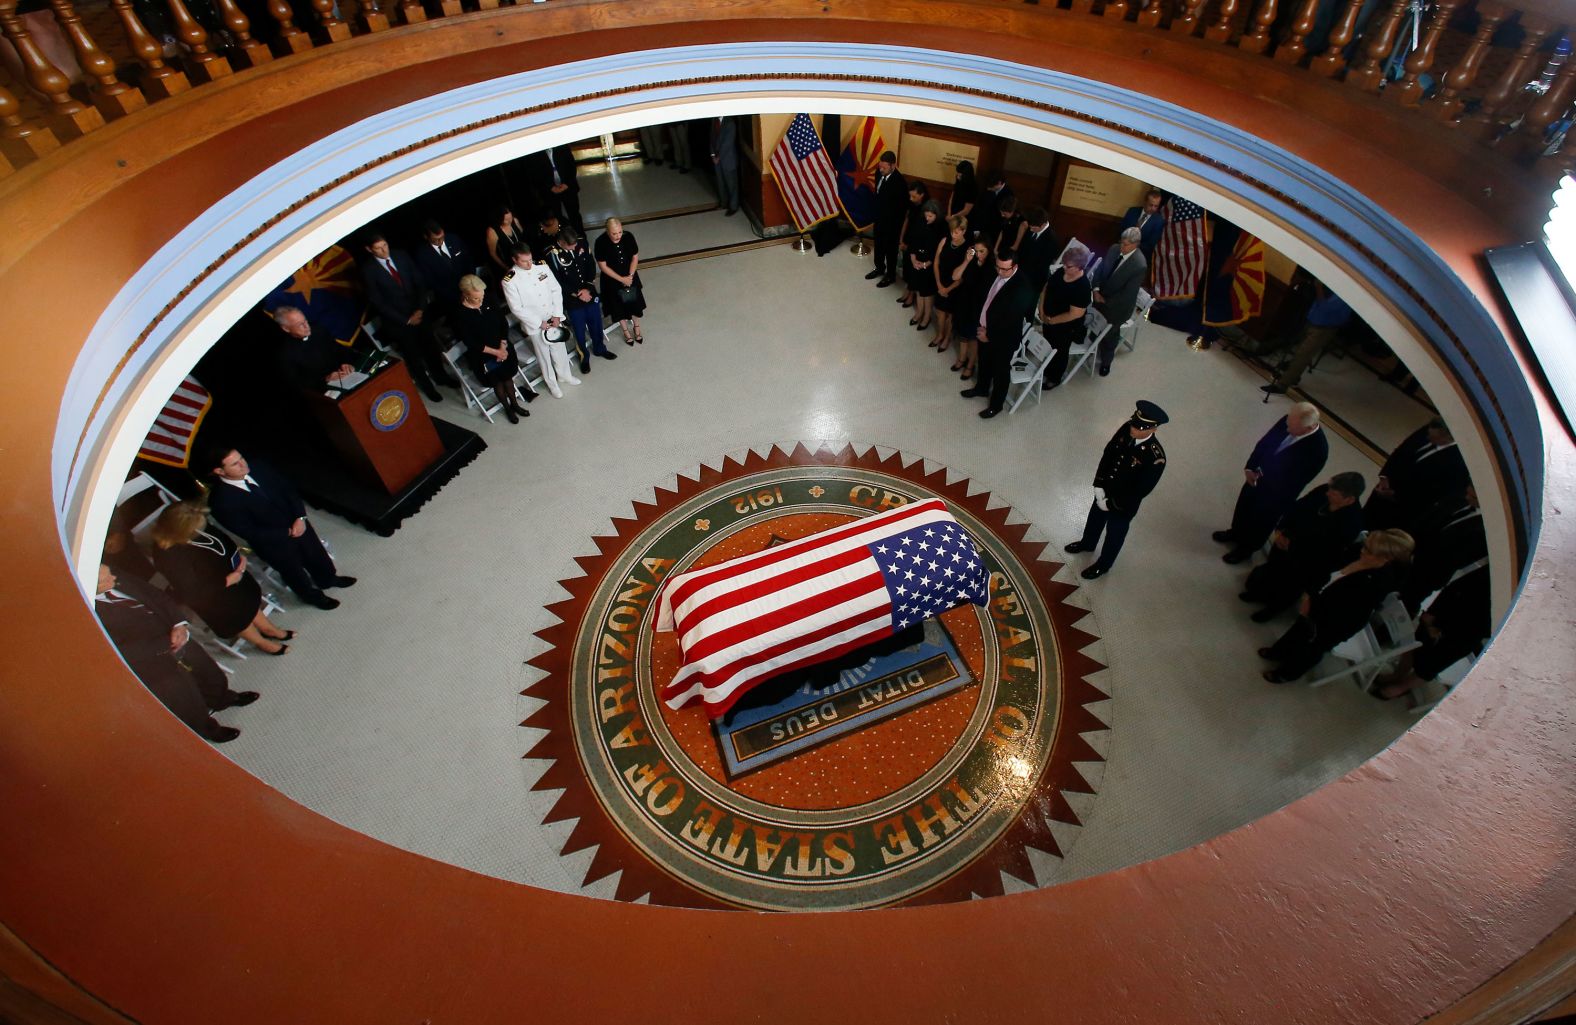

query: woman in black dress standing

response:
[484,206,528,280]
[932,214,971,353]
[453,273,532,424]
[995,193,1026,259]
[594,217,647,345]
[947,160,977,225]
[905,200,944,335]
[895,181,929,311]
[151,501,292,655]
[1038,246,1093,389]
[950,240,993,379]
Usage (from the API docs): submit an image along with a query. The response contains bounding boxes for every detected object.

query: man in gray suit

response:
[1090,226,1148,377]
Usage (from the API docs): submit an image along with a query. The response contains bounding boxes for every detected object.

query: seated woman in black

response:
[1259,528,1414,683]
[452,273,533,424]
[151,500,293,655]
[1038,245,1093,389]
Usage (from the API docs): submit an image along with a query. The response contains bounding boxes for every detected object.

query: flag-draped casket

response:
[655,499,991,716]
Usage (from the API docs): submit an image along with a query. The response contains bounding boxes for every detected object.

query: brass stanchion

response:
[791,233,813,253]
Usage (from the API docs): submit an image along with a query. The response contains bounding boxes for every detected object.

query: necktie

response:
[1138,212,1149,227]
[102,591,143,609]
[385,259,403,287]
[548,152,561,186]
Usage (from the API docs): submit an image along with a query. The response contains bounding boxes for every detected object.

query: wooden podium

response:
[306,359,445,495]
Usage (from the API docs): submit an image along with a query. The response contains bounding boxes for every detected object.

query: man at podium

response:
[273,306,360,392]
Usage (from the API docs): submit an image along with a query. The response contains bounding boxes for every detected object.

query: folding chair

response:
[1307,594,1421,690]
[115,472,181,543]
[1121,289,1154,353]
[1046,237,1086,278]
[1063,308,1109,382]
[1006,328,1055,413]
[445,342,506,422]
[508,323,547,393]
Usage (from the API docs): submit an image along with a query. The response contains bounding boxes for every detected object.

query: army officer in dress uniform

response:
[1063,400,1169,580]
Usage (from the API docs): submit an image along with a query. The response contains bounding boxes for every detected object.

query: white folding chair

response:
[444,341,506,422]
[1121,288,1154,353]
[508,322,547,392]
[1047,237,1087,278]
[1063,308,1109,382]
[1006,328,1055,413]
[115,472,181,544]
[361,318,391,353]
[1307,594,1421,690]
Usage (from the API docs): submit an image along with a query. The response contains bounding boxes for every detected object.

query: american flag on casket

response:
[655,499,991,717]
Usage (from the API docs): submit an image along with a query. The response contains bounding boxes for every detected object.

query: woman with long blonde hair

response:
[151,500,293,655]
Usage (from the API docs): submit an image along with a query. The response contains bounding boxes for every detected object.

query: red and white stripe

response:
[769,125,840,231]
[655,498,956,716]
[137,376,212,467]
[1152,209,1208,300]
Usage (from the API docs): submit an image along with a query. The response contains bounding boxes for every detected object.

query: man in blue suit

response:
[1213,403,1330,564]
[206,448,356,610]
[1119,189,1167,259]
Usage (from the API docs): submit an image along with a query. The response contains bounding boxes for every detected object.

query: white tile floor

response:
[211,239,1429,903]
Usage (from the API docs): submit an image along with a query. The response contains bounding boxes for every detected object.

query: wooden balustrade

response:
[0,79,60,166]
[1388,0,1463,105]
[1472,14,1557,136]
[1309,0,1362,75]
[307,0,352,43]
[164,0,233,83]
[1238,0,1278,54]
[210,0,272,67]
[0,0,105,139]
[108,0,190,99]
[44,0,145,119]
[2,0,1570,185]
[1431,0,1509,121]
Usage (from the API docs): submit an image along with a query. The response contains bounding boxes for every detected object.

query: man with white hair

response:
[1214,402,1330,564]
[501,246,579,398]
[1089,226,1148,377]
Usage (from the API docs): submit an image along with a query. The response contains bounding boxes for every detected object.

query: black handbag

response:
[616,283,642,305]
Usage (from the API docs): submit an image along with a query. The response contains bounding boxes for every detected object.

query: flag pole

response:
[849,230,871,257]
[792,233,813,253]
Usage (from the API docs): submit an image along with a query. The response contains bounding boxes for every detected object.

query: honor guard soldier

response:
[1064,400,1169,579]
[546,229,616,373]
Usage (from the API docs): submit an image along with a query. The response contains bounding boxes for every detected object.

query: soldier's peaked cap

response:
[1131,400,1169,427]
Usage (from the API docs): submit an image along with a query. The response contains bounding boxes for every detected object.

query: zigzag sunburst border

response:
[520,443,1110,909]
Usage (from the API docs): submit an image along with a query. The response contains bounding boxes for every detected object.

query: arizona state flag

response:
[836,116,886,231]
[262,244,366,346]
[1201,223,1267,327]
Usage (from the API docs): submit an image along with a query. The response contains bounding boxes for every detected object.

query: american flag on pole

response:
[136,375,212,468]
[768,113,841,232]
[655,499,990,717]
[1151,197,1208,301]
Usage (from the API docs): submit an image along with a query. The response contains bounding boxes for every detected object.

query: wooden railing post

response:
[306,0,351,43]
[1345,0,1410,91]
[1388,0,1463,105]
[1274,0,1320,63]
[358,0,390,34]
[1239,0,1279,54]
[1309,0,1362,74]
[1431,1,1509,120]
[46,0,145,119]
[1519,46,1576,157]
[1204,0,1240,42]
[1103,0,1132,20]
[164,0,232,83]
[1170,0,1207,36]
[398,0,426,24]
[1136,0,1165,29]
[0,80,61,165]
[263,0,312,52]
[210,0,271,67]
[108,0,189,99]
[1472,14,1556,133]
[0,0,104,138]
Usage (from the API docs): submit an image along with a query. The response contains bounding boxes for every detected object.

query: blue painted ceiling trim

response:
[60,41,1541,557]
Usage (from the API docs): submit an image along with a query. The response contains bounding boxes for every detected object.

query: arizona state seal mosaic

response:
[522,445,1108,911]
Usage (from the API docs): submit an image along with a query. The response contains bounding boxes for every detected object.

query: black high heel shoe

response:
[263,643,290,657]
[908,317,919,326]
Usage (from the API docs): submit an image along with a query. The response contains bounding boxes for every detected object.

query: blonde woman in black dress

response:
[151,500,293,655]
[932,215,971,353]
[594,217,647,344]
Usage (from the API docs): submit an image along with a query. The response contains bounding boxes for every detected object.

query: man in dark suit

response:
[1399,485,1486,615]
[1214,403,1330,563]
[1240,472,1367,622]
[94,563,256,743]
[710,116,740,215]
[1365,417,1469,532]
[1119,189,1166,259]
[1015,207,1059,298]
[959,248,1038,419]
[526,144,583,235]
[1089,227,1148,377]
[410,220,473,316]
[205,448,356,611]
[1064,402,1169,579]
[973,172,1012,251]
[361,233,456,403]
[863,151,908,287]
[272,305,355,392]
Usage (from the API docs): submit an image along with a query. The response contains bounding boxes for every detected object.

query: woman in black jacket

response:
[150,500,292,655]
[1259,528,1414,683]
